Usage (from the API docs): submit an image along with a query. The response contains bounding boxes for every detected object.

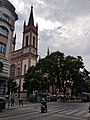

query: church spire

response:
[47,46,50,56]
[28,6,34,26]
[23,20,26,31]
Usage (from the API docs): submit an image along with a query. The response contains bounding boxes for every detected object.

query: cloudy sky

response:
[9,0,90,71]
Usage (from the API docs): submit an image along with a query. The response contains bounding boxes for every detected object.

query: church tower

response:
[10,6,38,98]
[22,6,38,67]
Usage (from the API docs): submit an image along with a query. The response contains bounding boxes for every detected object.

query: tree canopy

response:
[6,78,18,95]
[23,51,90,97]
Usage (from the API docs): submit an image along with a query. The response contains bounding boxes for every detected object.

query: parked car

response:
[0,97,6,110]
[81,92,90,102]
[46,95,51,101]
[57,94,67,102]
[47,95,57,102]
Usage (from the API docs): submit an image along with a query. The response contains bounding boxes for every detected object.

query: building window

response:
[26,35,28,46]
[17,68,20,76]
[33,36,35,47]
[0,62,3,72]
[24,64,26,74]
[2,14,9,22]
[0,42,6,53]
[0,26,9,37]
[10,64,15,77]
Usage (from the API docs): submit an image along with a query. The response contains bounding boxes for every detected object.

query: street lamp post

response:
[70,80,73,99]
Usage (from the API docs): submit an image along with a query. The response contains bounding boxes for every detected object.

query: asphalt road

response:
[0,101,90,120]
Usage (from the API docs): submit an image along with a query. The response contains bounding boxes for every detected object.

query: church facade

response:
[10,6,38,98]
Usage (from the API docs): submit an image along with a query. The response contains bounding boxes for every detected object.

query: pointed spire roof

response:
[47,47,50,56]
[23,20,26,31]
[24,20,26,26]
[28,6,34,26]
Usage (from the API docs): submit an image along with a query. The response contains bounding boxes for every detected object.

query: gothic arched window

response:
[24,64,26,74]
[26,35,28,46]
[33,36,35,47]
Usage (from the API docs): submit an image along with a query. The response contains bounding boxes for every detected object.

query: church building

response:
[10,6,38,98]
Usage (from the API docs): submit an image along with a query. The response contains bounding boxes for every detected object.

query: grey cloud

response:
[9,0,90,71]
[35,0,90,23]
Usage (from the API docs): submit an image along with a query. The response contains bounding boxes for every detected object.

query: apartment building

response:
[0,0,18,97]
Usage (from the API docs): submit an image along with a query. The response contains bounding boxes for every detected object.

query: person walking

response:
[14,94,18,106]
[19,98,23,106]
[10,93,15,107]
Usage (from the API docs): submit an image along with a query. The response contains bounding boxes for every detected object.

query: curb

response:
[65,100,82,103]
[5,104,30,110]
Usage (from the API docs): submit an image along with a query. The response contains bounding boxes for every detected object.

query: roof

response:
[28,6,34,26]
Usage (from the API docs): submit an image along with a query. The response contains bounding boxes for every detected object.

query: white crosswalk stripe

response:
[83,113,90,117]
[65,109,79,115]
[53,108,90,118]
[16,106,90,118]
[74,110,86,116]
[57,109,72,114]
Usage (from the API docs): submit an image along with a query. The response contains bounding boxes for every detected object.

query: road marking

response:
[53,108,89,118]
[45,108,65,114]
[57,109,72,113]
[65,109,79,115]
[83,113,90,117]
[53,114,86,120]
[74,110,86,116]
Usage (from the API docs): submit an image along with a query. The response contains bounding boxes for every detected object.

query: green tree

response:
[7,78,18,95]
[23,51,65,95]
[23,50,89,97]
[61,55,85,97]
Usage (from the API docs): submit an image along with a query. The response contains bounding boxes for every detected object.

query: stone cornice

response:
[0,0,18,21]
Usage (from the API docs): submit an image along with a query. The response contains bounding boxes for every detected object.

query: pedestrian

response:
[11,97,14,106]
[19,98,23,106]
[14,94,18,106]
[10,93,15,107]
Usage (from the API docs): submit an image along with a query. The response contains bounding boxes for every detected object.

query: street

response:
[0,101,90,120]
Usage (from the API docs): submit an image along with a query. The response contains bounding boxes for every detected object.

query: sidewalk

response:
[5,100,43,110]
[5,100,82,110]
[5,101,30,110]
[65,99,82,103]
[5,101,57,110]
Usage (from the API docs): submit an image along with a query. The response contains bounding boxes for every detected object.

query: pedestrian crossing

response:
[50,108,90,119]
[17,105,90,118]
[6,103,90,119]
[65,109,79,115]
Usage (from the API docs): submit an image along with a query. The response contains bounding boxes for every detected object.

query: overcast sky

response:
[9,0,90,71]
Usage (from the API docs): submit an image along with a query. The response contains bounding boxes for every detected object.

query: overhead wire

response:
[14,2,90,57]
[48,7,90,55]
